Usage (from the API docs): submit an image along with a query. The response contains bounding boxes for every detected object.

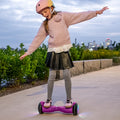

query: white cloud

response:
[22,18,42,23]
[0,0,120,48]
[106,32,120,36]
[0,0,38,22]
[105,0,120,13]
[0,5,11,9]
[69,1,78,6]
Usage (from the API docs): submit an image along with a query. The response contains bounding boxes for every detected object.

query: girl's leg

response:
[63,69,72,100]
[44,69,56,108]
[63,69,73,108]
[47,69,56,100]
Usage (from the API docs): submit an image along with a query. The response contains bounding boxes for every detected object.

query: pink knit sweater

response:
[26,11,97,55]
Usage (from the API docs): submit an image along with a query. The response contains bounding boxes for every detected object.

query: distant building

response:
[104,38,112,47]
[104,38,113,49]
[99,42,104,48]
[88,40,97,50]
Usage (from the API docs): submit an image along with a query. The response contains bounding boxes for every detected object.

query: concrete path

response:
[0,66,120,120]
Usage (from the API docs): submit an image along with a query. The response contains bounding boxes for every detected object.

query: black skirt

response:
[45,51,74,70]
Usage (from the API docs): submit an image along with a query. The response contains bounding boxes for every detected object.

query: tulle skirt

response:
[45,51,74,70]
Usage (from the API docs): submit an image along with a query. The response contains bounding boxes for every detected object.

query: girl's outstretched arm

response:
[96,6,109,15]
[20,23,48,60]
[63,6,109,27]
[20,52,28,60]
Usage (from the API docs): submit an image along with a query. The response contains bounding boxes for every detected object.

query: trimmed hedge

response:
[0,43,120,87]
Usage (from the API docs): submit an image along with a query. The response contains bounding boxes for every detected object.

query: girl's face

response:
[41,7,52,19]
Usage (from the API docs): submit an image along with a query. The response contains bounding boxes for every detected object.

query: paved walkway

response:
[0,66,120,120]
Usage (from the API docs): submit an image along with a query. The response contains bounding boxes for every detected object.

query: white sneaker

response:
[65,99,73,108]
[44,99,52,108]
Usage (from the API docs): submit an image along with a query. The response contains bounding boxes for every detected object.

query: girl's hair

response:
[43,11,58,34]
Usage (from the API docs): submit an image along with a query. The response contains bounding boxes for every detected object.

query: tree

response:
[20,43,24,49]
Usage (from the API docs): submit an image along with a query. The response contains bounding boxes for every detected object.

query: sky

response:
[0,0,120,49]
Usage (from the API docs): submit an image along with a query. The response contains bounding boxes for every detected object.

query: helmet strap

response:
[50,7,54,14]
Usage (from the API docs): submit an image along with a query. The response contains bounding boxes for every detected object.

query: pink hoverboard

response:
[38,101,79,115]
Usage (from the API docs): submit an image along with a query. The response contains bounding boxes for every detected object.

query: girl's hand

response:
[20,53,28,60]
[96,6,109,15]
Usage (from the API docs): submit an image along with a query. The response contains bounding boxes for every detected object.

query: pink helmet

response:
[36,0,55,14]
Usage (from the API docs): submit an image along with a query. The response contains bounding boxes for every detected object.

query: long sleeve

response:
[62,11,97,27]
[26,23,48,55]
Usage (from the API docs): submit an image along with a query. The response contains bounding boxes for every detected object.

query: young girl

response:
[20,0,108,108]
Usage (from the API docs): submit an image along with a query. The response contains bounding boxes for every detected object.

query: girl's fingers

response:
[102,6,109,11]
[97,6,109,15]
[20,55,24,60]
[20,53,28,60]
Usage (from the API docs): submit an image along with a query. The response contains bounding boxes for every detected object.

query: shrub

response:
[0,43,120,88]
